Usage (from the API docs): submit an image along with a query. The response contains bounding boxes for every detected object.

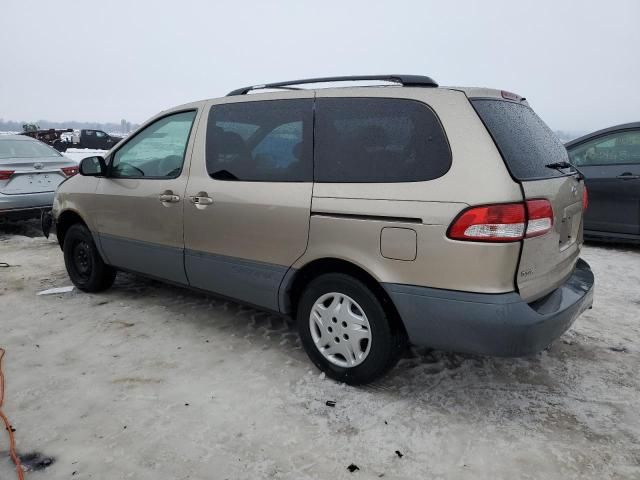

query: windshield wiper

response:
[545,161,584,180]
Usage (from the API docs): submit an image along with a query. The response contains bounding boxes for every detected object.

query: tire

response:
[63,223,116,292]
[52,140,67,152]
[297,273,404,385]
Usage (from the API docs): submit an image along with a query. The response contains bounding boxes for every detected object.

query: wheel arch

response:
[281,257,407,336]
[56,209,88,249]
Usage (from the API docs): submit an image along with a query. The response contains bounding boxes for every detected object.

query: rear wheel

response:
[63,223,116,292]
[297,273,404,384]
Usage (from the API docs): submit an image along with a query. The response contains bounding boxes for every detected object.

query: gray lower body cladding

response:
[65,229,595,358]
[384,259,594,357]
[94,233,288,312]
[185,249,288,312]
[99,234,189,285]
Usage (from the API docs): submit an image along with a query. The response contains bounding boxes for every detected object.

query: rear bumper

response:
[384,259,594,357]
[0,207,48,221]
[0,191,54,216]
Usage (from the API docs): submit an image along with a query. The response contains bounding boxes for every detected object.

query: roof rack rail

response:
[226,74,438,96]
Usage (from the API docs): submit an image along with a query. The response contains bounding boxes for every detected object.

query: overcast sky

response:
[1,0,638,132]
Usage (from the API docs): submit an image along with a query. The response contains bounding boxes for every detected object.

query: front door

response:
[94,109,200,283]
[94,130,111,150]
[569,128,640,235]
[183,96,314,311]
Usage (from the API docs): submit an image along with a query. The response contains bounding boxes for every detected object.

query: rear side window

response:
[206,99,313,182]
[315,98,451,183]
[471,99,568,180]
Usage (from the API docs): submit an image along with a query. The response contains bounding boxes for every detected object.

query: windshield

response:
[0,138,62,159]
[471,99,568,180]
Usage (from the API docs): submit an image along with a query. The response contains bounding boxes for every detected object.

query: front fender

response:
[53,175,101,234]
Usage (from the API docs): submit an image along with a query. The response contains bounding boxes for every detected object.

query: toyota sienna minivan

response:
[44,75,594,384]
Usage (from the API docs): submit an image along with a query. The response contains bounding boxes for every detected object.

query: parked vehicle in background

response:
[566,122,640,243]
[46,75,594,384]
[19,125,122,152]
[69,129,122,151]
[0,135,78,220]
[20,124,73,152]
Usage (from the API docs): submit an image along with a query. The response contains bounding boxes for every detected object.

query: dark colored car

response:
[74,130,122,150]
[19,128,122,152]
[20,127,73,152]
[566,122,640,243]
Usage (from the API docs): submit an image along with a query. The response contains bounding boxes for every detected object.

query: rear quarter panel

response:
[297,87,523,293]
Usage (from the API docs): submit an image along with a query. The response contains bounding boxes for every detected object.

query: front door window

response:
[111,111,197,178]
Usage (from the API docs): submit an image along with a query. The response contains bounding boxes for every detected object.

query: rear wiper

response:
[545,161,584,180]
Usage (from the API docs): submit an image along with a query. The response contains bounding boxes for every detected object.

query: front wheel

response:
[52,140,67,152]
[297,273,404,385]
[63,223,116,292]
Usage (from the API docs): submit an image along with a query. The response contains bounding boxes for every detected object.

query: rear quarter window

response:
[471,99,568,180]
[315,98,451,183]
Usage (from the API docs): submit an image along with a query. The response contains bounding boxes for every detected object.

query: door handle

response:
[616,173,640,180]
[189,194,213,206]
[158,193,181,203]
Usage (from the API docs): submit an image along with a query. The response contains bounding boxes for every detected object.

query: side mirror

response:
[79,156,106,176]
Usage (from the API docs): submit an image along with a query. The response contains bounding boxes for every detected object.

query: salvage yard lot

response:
[1,221,639,479]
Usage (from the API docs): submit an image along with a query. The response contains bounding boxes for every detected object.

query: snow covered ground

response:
[0,222,639,479]
[63,149,107,164]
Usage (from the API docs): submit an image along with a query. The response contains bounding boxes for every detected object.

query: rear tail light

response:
[448,200,554,242]
[448,203,526,242]
[61,166,79,177]
[0,170,15,180]
[525,199,554,238]
[583,187,588,210]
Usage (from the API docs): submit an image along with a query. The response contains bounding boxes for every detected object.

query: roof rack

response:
[226,74,438,96]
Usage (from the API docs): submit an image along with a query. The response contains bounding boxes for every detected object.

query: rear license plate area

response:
[7,173,63,193]
[559,214,575,247]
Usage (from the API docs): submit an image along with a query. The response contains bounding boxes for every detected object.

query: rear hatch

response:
[471,97,585,302]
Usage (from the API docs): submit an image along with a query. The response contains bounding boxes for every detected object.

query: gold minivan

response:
[45,75,594,384]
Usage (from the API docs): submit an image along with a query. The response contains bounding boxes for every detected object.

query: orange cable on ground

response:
[0,348,25,480]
